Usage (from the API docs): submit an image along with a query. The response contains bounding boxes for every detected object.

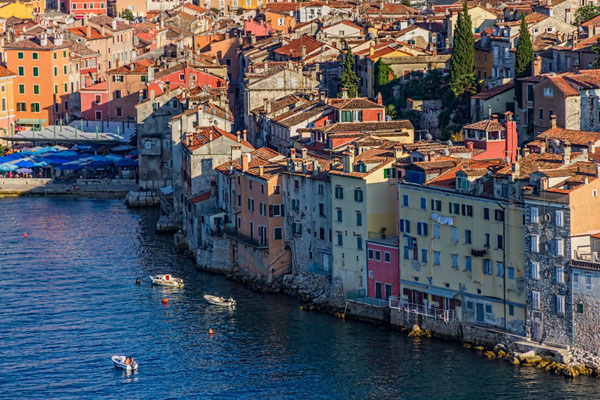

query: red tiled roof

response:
[328,97,384,110]
[273,35,325,58]
[0,65,16,78]
[537,127,600,146]
[185,126,254,151]
[472,82,514,100]
[463,119,505,131]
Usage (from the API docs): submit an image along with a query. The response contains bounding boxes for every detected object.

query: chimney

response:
[563,140,571,165]
[492,114,498,122]
[511,161,520,177]
[572,30,578,50]
[241,153,250,171]
[54,33,63,46]
[369,43,375,56]
[40,32,47,46]
[112,20,117,30]
[376,92,383,105]
[264,98,271,113]
[231,145,242,161]
[341,87,348,99]
[394,146,402,159]
[312,160,318,176]
[251,34,256,45]
[150,90,155,100]
[533,56,542,75]
[550,114,557,129]
[504,111,517,163]
[590,140,597,154]
[302,161,308,173]
[148,66,154,82]
[596,163,600,178]
[467,141,474,151]
[243,129,247,142]
[236,130,241,142]
[301,148,307,159]
[258,165,264,177]
[301,45,306,59]
[290,148,296,159]
[342,151,354,173]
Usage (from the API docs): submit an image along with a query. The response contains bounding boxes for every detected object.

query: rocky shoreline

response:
[173,234,600,380]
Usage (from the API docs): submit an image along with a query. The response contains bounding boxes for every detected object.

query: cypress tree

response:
[374,58,392,95]
[450,2,475,95]
[340,47,360,97]
[514,14,534,108]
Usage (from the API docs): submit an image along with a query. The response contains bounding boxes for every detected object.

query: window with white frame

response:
[452,254,458,269]
[451,227,458,243]
[530,207,539,223]
[531,235,539,253]
[555,238,564,256]
[277,18,284,26]
[433,224,440,239]
[574,271,580,290]
[556,267,565,284]
[532,261,540,280]
[433,251,440,265]
[557,295,565,315]
[532,291,541,310]
[585,273,593,291]
[555,210,564,227]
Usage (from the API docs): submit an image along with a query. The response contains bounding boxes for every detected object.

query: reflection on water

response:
[0,197,599,399]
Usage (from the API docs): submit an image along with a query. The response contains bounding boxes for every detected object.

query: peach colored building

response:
[5,35,71,128]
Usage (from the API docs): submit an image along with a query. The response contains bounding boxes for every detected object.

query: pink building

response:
[80,81,108,120]
[366,238,399,300]
[62,0,107,18]
[147,63,227,96]
[463,111,518,163]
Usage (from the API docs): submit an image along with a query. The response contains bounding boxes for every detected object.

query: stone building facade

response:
[281,150,332,275]
[524,194,573,346]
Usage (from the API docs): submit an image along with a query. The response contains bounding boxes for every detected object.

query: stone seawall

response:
[0,178,133,198]
[390,308,462,340]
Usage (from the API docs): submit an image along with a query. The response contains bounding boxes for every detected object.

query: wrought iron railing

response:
[389,296,456,322]
[224,226,268,249]
[346,289,390,307]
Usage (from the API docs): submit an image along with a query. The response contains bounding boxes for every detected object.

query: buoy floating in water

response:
[23,233,27,238]
[208,329,214,335]
[162,298,168,305]
[136,277,141,285]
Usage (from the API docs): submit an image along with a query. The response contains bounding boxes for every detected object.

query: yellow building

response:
[330,149,398,293]
[0,65,16,139]
[397,160,526,333]
[0,0,45,19]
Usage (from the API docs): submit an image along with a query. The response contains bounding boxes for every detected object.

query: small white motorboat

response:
[149,274,184,287]
[112,355,138,371]
[204,294,236,307]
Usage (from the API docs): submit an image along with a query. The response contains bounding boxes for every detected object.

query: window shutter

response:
[269,205,274,217]
[406,220,410,233]
[417,223,422,236]
[280,204,285,216]
[424,223,428,236]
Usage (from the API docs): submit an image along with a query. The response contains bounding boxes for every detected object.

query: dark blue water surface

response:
[1,198,599,399]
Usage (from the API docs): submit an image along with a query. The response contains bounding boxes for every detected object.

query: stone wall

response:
[573,292,600,353]
[126,190,160,207]
[196,236,234,274]
[390,308,462,340]
[463,324,526,347]
[345,300,390,323]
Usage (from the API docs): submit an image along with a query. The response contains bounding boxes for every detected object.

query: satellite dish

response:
[553,139,561,147]
[504,156,510,163]
[442,149,450,156]
[425,133,433,140]
[447,140,453,146]
[385,115,391,121]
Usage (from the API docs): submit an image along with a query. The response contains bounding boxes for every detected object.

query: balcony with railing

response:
[389,296,456,322]
[225,226,269,249]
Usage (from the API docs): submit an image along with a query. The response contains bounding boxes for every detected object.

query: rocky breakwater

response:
[282,272,331,308]
[472,344,598,378]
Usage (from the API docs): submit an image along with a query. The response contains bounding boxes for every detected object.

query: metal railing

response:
[306,262,332,276]
[346,289,390,308]
[389,297,456,322]
[224,226,268,249]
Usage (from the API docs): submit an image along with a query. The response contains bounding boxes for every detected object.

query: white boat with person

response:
[204,294,236,307]
[112,355,138,371]
[149,274,184,287]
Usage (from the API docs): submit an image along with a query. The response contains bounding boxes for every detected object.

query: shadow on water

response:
[0,197,599,399]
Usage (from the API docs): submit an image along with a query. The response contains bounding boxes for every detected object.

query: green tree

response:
[401,0,411,6]
[340,47,360,97]
[120,9,134,21]
[514,14,534,108]
[574,4,600,26]
[374,58,393,95]
[449,2,475,96]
